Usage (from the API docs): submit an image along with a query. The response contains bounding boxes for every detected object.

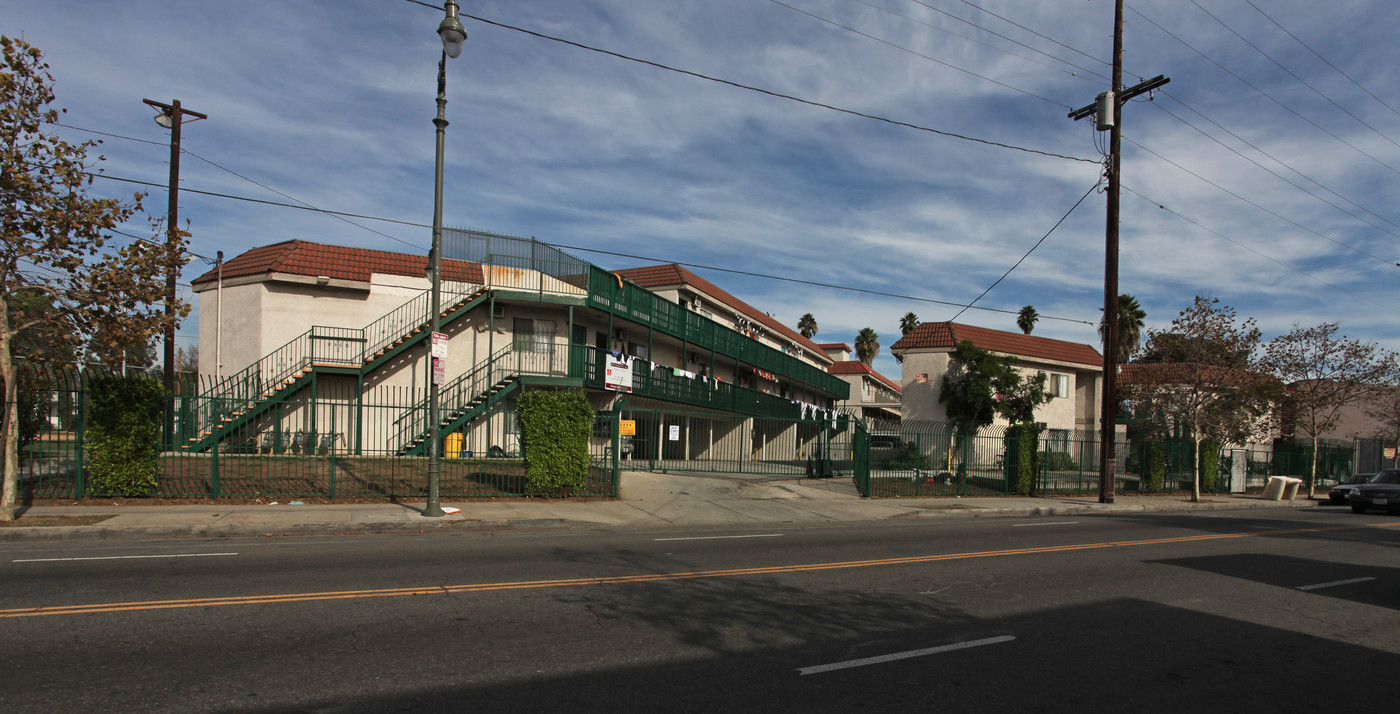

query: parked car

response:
[1346,470,1400,514]
[1329,473,1377,504]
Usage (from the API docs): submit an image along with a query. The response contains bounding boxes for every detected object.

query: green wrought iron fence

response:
[5,376,618,501]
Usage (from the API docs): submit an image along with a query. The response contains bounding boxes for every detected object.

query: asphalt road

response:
[2,507,1397,713]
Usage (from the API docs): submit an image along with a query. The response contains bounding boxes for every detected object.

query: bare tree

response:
[1262,322,1397,496]
[1122,297,1271,502]
[1365,385,1400,470]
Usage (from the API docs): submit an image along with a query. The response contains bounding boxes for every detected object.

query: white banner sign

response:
[605,355,633,392]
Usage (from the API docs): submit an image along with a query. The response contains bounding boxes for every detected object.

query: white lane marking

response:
[799,635,1015,675]
[654,534,784,542]
[1296,577,1376,591]
[13,552,239,564]
[1012,521,1079,527]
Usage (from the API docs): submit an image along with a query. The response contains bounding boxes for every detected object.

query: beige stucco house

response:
[816,343,901,423]
[188,234,850,462]
[890,322,1104,437]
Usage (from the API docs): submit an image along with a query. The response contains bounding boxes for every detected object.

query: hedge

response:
[85,374,163,497]
[517,389,594,497]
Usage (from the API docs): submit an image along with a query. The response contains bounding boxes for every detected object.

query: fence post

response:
[209,399,220,500]
[328,401,337,499]
[74,378,86,500]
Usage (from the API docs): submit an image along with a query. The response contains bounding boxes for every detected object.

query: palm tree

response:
[899,312,920,335]
[1098,293,1146,362]
[855,327,879,365]
[797,313,818,339]
[1016,305,1038,335]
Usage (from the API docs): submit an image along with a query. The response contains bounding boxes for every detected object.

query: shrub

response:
[85,374,163,497]
[517,389,594,497]
[1199,440,1219,492]
[1044,451,1077,472]
[883,440,932,470]
[1004,423,1040,496]
[1144,440,1166,492]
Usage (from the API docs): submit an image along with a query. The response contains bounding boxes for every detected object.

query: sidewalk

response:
[0,470,1326,542]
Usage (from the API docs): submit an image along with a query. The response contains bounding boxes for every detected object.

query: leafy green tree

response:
[796,313,818,339]
[1016,305,1038,335]
[938,340,1051,493]
[1,37,181,520]
[854,327,879,365]
[938,340,1050,432]
[1261,323,1396,497]
[1099,293,1146,363]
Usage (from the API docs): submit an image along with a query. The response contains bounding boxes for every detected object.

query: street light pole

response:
[142,98,206,395]
[424,1,468,518]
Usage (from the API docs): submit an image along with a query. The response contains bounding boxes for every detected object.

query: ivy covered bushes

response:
[1004,424,1040,496]
[85,375,163,497]
[1144,440,1166,492]
[517,389,594,497]
[1199,439,1220,493]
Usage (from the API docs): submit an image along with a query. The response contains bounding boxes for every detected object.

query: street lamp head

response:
[153,111,174,129]
[438,1,467,58]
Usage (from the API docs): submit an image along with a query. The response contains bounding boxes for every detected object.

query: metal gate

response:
[614,408,870,486]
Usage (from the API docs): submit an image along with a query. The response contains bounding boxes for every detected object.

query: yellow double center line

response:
[4,522,1394,619]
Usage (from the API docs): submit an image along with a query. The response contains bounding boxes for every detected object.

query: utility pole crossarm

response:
[1068,75,1170,121]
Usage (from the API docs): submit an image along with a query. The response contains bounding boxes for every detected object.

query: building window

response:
[1039,371,1070,399]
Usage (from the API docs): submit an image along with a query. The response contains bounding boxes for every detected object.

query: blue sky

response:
[7,0,1399,379]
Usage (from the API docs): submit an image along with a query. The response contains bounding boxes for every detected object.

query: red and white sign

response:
[605,356,633,392]
[432,357,446,386]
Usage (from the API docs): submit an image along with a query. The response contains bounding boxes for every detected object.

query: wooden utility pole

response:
[1067,0,1168,504]
[142,98,207,395]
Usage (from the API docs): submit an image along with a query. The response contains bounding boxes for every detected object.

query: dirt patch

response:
[0,514,117,528]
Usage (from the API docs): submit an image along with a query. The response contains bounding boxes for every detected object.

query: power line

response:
[767,0,1073,106]
[407,1,1096,163]
[841,0,1107,82]
[90,173,431,246]
[90,171,1094,325]
[1128,3,1400,179]
[1122,136,1396,266]
[1121,184,1400,316]
[955,0,1123,77]
[1151,96,1400,238]
[1243,0,1400,122]
[947,179,1101,323]
[555,243,1095,326]
[1188,0,1400,152]
[51,122,419,249]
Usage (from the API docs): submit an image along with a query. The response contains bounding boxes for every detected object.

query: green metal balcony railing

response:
[584,265,849,399]
[185,281,485,449]
[440,228,848,401]
[574,344,826,421]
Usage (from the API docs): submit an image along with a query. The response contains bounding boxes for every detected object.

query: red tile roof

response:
[890,322,1101,367]
[828,360,901,393]
[817,342,852,351]
[190,240,483,287]
[1118,362,1274,387]
[614,263,831,364]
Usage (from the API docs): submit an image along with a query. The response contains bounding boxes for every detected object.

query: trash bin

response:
[1280,476,1303,500]
[444,432,463,459]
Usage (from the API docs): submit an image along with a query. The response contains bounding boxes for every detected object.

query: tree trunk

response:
[1,305,18,521]
[1191,436,1202,503]
[1308,433,1320,499]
